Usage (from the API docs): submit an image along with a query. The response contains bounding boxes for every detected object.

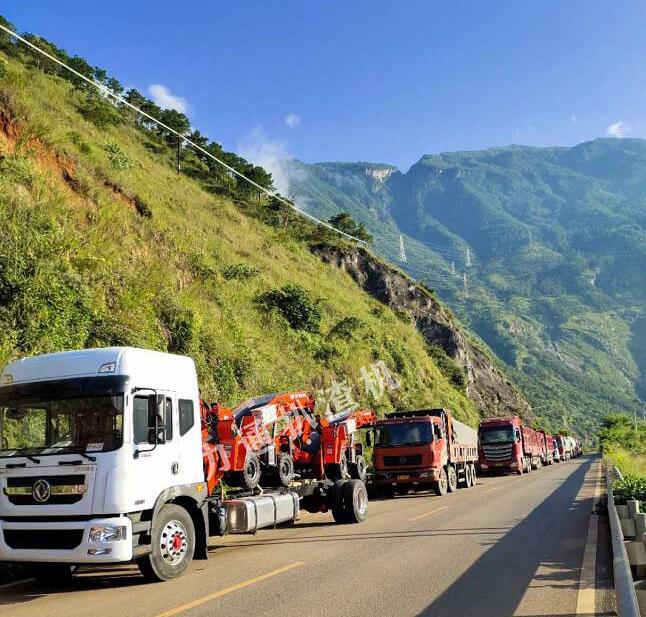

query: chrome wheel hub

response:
[160,520,188,566]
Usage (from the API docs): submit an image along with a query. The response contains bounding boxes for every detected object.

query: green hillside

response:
[0,25,536,429]
[289,144,646,437]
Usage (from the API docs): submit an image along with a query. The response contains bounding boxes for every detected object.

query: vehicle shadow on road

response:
[416,456,598,617]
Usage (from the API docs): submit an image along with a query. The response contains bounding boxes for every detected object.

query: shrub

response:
[158,301,196,354]
[222,262,259,281]
[104,141,132,171]
[613,474,646,505]
[328,316,363,341]
[427,345,467,390]
[79,91,123,129]
[257,283,322,332]
[67,130,92,155]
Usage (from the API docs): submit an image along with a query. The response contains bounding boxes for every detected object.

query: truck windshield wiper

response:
[67,449,97,462]
[4,449,41,464]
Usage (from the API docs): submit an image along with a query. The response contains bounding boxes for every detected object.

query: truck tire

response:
[325,451,349,481]
[464,464,473,488]
[137,504,195,582]
[341,479,368,524]
[329,480,348,523]
[263,452,294,487]
[433,468,448,496]
[396,485,411,496]
[25,563,75,585]
[470,464,477,487]
[447,465,458,493]
[231,452,261,490]
[348,455,367,483]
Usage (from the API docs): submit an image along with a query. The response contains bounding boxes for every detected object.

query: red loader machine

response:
[371,408,478,497]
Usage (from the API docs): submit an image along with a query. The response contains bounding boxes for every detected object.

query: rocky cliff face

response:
[312,243,533,419]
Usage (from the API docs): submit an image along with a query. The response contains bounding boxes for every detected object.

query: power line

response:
[0,24,366,245]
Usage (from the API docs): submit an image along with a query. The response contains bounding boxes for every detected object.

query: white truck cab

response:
[0,347,366,583]
[0,347,208,581]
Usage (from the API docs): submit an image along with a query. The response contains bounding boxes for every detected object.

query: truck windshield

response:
[479,426,515,444]
[375,422,433,446]
[0,394,124,457]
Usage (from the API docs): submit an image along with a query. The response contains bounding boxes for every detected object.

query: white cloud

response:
[285,113,301,129]
[148,84,189,114]
[606,121,629,138]
[238,128,293,195]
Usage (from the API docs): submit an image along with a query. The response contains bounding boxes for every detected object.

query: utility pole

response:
[176,136,182,174]
[451,261,456,276]
[399,235,407,263]
[466,247,472,268]
[463,272,468,295]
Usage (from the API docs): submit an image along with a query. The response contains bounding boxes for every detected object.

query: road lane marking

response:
[575,461,602,615]
[153,561,305,617]
[408,505,450,522]
[483,487,498,494]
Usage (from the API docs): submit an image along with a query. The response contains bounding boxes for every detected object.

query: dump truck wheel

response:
[396,485,411,496]
[464,464,473,488]
[349,455,367,483]
[470,464,477,487]
[341,479,368,524]
[275,453,295,487]
[137,504,195,582]
[447,465,458,492]
[433,468,448,496]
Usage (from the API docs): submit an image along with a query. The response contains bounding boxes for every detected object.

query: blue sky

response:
[3,1,645,170]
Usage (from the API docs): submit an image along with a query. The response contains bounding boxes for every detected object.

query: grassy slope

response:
[0,52,482,426]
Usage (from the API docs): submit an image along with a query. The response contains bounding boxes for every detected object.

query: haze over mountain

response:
[288,139,646,435]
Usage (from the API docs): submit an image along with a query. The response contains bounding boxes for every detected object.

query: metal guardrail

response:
[606,464,641,617]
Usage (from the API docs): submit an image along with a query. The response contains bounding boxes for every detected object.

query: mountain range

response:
[287,139,646,435]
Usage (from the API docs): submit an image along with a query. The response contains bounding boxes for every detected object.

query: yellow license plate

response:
[397,474,410,481]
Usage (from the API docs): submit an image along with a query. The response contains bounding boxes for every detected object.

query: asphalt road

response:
[0,455,615,617]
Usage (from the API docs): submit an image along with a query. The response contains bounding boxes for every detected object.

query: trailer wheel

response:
[433,468,448,496]
[325,451,349,481]
[231,452,261,490]
[341,479,368,524]
[447,465,458,492]
[348,455,367,483]
[25,563,75,585]
[137,504,195,582]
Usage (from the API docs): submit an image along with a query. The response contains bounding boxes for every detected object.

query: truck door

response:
[131,390,180,510]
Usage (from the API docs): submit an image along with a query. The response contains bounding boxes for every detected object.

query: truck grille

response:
[383,455,422,466]
[2,529,84,550]
[4,475,86,506]
[481,445,513,462]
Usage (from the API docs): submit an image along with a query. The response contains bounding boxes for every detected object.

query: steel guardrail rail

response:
[606,464,641,617]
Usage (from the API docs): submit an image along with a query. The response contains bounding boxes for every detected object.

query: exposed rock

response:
[312,243,533,419]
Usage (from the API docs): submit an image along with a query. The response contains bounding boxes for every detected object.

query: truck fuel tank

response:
[220,492,299,534]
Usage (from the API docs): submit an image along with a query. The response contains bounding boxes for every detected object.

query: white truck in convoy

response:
[0,347,368,582]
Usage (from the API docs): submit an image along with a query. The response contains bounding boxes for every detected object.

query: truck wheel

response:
[447,465,458,492]
[275,453,295,487]
[25,563,75,585]
[231,452,262,490]
[396,485,411,496]
[341,479,368,524]
[433,468,448,496]
[464,465,473,488]
[329,480,348,523]
[137,504,195,582]
[325,451,349,481]
[348,455,367,483]
[381,485,396,499]
[470,464,477,487]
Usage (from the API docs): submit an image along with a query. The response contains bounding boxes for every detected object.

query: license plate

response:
[397,474,410,481]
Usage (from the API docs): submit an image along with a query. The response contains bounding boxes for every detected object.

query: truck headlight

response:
[89,525,127,543]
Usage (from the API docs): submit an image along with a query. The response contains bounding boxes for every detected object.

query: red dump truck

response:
[478,416,546,475]
[372,409,478,497]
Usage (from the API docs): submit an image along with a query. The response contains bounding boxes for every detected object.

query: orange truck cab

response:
[372,409,478,497]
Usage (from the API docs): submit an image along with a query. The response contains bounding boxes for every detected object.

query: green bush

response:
[222,262,259,281]
[104,141,133,171]
[257,283,322,332]
[79,91,123,129]
[328,316,363,341]
[427,345,467,390]
[157,301,196,354]
[613,474,646,505]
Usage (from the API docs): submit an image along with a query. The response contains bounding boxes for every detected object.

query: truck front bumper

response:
[373,469,439,485]
[0,516,133,563]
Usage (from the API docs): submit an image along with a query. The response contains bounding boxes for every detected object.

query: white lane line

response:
[575,461,602,615]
